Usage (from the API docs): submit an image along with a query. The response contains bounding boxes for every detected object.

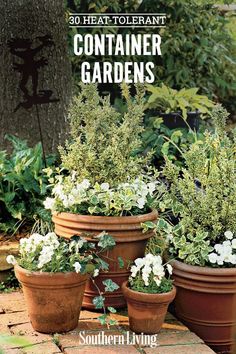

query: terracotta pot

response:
[0,242,19,282]
[122,281,176,334]
[52,210,158,308]
[172,260,236,353]
[14,264,88,333]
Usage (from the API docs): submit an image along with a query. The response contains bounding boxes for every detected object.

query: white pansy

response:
[73,262,81,273]
[166,264,173,275]
[6,255,17,265]
[131,265,139,277]
[153,276,161,287]
[134,258,145,269]
[101,183,109,191]
[224,231,233,240]
[93,269,99,277]
[147,182,156,195]
[222,240,231,248]
[208,253,217,264]
[137,197,146,209]
[229,255,236,265]
[43,197,56,210]
[216,256,224,266]
[214,244,223,253]
[232,239,236,249]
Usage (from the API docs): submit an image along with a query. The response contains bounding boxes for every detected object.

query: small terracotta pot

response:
[14,264,88,333]
[172,260,236,353]
[52,210,158,309]
[122,281,176,334]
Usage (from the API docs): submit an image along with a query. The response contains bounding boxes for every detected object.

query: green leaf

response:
[97,234,116,250]
[107,306,117,313]
[118,256,124,269]
[92,296,105,309]
[102,279,119,292]
[98,314,107,325]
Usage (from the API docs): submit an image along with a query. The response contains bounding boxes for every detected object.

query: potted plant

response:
[122,253,175,334]
[6,231,119,333]
[44,83,161,309]
[145,83,214,130]
[155,105,236,352]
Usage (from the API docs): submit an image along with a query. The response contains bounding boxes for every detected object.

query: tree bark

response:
[0,0,72,154]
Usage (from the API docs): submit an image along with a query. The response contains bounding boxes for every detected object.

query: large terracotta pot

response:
[52,210,158,308]
[172,260,236,353]
[14,264,88,333]
[122,281,176,334]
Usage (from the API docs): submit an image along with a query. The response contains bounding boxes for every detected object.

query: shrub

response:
[59,83,149,186]
[158,105,236,266]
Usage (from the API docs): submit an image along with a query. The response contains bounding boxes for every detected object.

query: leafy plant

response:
[59,83,150,187]
[158,105,236,266]
[0,135,56,235]
[128,254,173,294]
[138,116,205,168]
[145,84,214,120]
[44,176,163,216]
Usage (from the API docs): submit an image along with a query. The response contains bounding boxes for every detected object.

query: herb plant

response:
[158,105,236,266]
[59,83,149,186]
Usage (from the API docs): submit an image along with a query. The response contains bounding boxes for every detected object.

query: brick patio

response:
[0,291,215,354]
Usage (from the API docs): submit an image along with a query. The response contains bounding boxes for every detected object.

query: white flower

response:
[43,197,56,210]
[214,244,223,253]
[147,182,156,195]
[153,276,161,287]
[80,179,90,190]
[222,240,231,247]
[208,253,218,264]
[134,258,145,269]
[229,255,236,265]
[216,256,224,266]
[130,265,139,277]
[73,262,81,273]
[224,231,233,240]
[232,239,236,249]
[101,183,109,191]
[6,255,17,265]
[166,264,173,275]
[93,269,99,277]
[137,197,146,209]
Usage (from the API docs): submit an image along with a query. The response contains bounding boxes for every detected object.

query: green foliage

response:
[129,274,173,294]
[0,135,56,234]
[0,270,19,293]
[59,83,149,186]
[102,279,119,292]
[160,105,236,266]
[138,116,205,168]
[146,84,214,120]
[66,0,236,112]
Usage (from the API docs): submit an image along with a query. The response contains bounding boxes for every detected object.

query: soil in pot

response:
[14,264,88,333]
[172,260,236,353]
[122,281,176,334]
[52,210,158,309]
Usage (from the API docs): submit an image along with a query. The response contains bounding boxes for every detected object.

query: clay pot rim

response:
[52,210,158,223]
[122,280,176,303]
[14,264,88,278]
[171,259,236,276]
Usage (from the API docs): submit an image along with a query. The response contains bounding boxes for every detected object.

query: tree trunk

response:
[0,0,72,154]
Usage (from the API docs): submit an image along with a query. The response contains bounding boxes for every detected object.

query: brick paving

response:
[0,291,216,354]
